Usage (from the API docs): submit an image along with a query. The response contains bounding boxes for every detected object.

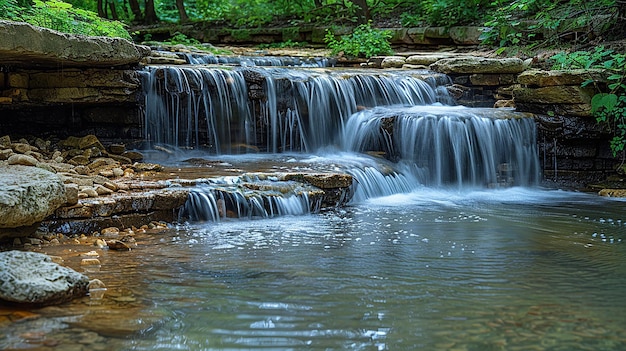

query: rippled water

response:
[6,187,624,350]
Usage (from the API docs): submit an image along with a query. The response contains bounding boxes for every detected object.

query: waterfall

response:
[184,52,329,67]
[141,67,451,153]
[181,180,320,222]
[343,105,541,188]
[141,64,542,220]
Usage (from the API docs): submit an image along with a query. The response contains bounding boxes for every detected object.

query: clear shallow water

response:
[3,188,626,350]
[115,188,626,350]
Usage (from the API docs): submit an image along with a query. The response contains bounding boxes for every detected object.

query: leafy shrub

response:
[5,0,131,39]
[258,40,309,49]
[0,0,23,21]
[551,47,626,156]
[163,32,232,54]
[426,0,491,27]
[482,0,619,50]
[324,22,393,58]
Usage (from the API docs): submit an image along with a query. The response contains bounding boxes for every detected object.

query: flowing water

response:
[4,186,626,350]
[2,63,626,350]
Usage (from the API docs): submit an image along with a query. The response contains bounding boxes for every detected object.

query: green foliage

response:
[258,40,309,49]
[0,0,23,20]
[396,0,492,27]
[166,32,202,46]
[426,0,492,27]
[550,47,615,70]
[482,0,619,49]
[551,48,626,156]
[0,0,131,39]
[163,32,232,54]
[324,22,393,58]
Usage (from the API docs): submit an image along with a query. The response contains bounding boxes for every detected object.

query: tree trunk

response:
[96,0,105,17]
[176,0,189,23]
[107,0,119,20]
[349,0,370,24]
[128,0,143,21]
[144,0,158,24]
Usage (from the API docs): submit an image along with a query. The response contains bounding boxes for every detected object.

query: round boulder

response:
[0,164,67,229]
[0,251,89,305]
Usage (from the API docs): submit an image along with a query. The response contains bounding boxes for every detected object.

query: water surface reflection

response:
[3,188,626,351]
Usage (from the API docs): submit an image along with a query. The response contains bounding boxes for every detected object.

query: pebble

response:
[107,240,131,251]
[94,239,107,248]
[101,227,120,236]
[80,258,101,266]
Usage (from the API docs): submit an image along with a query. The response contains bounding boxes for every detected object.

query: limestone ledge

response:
[0,20,150,68]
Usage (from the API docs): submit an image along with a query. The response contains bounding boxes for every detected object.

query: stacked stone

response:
[514,69,614,187]
[0,134,189,242]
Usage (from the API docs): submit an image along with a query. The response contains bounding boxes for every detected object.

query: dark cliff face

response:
[0,21,149,143]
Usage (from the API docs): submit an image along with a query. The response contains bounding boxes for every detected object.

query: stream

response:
[2,57,625,350]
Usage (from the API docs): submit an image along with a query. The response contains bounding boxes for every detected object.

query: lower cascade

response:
[141,65,542,222]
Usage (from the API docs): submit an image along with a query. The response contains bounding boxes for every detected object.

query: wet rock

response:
[7,153,39,166]
[64,183,79,205]
[60,135,105,151]
[122,151,143,162]
[381,56,406,69]
[133,162,163,172]
[108,144,126,155]
[513,85,595,104]
[80,186,99,198]
[101,227,120,236]
[0,135,11,147]
[69,155,90,166]
[598,189,626,197]
[12,142,32,153]
[80,258,101,266]
[0,148,13,160]
[107,239,131,251]
[0,165,66,230]
[109,154,132,164]
[283,173,353,189]
[405,53,457,66]
[518,69,607,87]
[0,250,89,305]
[430,56,525,74]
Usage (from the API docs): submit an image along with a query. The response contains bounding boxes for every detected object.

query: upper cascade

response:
[185,52,330,67]
[141,65,453,153]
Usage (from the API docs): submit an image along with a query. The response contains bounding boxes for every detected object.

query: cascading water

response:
[343,105,541,188]
[141,63,541,221]
[141,66,451,153]
[184,52,330,67]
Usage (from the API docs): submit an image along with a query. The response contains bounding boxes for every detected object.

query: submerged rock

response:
[0,250,89,305]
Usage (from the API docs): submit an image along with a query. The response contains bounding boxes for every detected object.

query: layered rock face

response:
[0,21,148,141]
[514,69,615,187]
[0,20,149,67]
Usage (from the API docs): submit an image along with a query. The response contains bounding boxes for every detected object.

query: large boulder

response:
[0,20,150,68]
[430,56,525,74]
[0,164,67,229]
[0,251,89,305]
[518,69,608,87]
